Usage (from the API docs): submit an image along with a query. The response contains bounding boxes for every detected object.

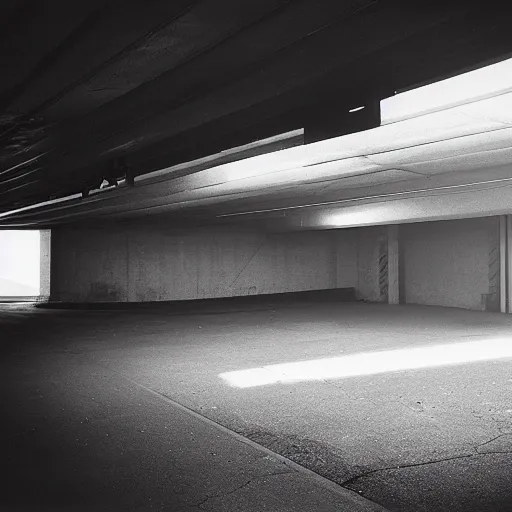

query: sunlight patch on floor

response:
[220,338,512,388]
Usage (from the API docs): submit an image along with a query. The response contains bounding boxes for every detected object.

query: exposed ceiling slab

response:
[0,0,511,215]
[2,88,512,229]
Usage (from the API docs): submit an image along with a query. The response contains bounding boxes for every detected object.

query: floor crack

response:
[475,433,511,453]
[192,470,293,509]
[475,433,507,450]
[476,450,512,454]
[341,454,474,487]
[342,447,512,488]
[194,480,253,509]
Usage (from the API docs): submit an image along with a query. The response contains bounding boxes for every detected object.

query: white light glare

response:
[219,338,512,388]
[0,230,40,295]
[349,106,365,113]
[381,57,512,124]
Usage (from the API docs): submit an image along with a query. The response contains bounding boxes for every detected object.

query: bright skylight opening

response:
[381,57,512,124]
[0,230,40,296]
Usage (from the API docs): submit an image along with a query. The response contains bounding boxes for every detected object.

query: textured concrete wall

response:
[402,218,498,310]
[51,224,359,302]
[355,226,386,302]
[50,219,499,309]
[334,228,358,289]
[39,230,51,299]
[51,228,128,302]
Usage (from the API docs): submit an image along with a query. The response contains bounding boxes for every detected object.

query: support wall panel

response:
[335,229,358,289]
[357,226,385,302]
[402,218,496,310]
[387,225,400,305]
[39,230,51,299]
[51,228,129,302]
[51,224,355,303]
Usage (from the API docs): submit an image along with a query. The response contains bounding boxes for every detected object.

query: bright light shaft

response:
[0,230,40,291]
[220,338,512,388]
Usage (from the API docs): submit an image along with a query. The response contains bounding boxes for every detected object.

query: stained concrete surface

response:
[50,226,349,303]
[1,307,384,512]
[2,298,512,511]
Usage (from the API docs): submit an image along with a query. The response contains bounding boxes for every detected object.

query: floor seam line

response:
[341,450,512,487]
[91,360,389,512]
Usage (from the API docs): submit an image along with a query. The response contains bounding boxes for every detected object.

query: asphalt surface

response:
[1,304,384,512]
[2,298,512,511]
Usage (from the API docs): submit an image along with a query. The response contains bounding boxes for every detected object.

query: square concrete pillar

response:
[40,230,51,300]
[387,225,400,305]
[503,215,512,314]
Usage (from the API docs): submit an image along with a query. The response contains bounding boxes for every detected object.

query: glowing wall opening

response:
[0,230,41,297]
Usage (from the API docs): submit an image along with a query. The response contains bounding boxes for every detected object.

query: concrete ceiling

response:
[1,0,512,217]
[3,89,512,230]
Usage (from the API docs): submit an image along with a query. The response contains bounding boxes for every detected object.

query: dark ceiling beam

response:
[9,0,460,186]
[54,0,372,145]
[3,0,500,208]
[0,81,372,201]
[0,0,292,175]
[0,129,306,214]
[0,0,107,110]
[1,0,511,213]
[6,5,505,206]
[40,0,294,120]
[0,6,107,114]
[32,0,365,174]
[0,0,201,189]
[91,0,512,178]
[0,0,110,177]
[0,0,370,183]
[0,0,30,34]
[7,0,200,119]
[126,88,382,177]
[289,3,512,103]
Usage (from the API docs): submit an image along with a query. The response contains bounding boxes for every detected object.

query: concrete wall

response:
[339,218,500,310]
[51,224,361,302]
[50,218,499,308]
[334,228,358,289]
[40,230,51,299]
[355,226,386,302]
[401,217,499,310]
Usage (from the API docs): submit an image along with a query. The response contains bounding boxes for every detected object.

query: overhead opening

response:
[0,230,42,300]
[381,56,512,124]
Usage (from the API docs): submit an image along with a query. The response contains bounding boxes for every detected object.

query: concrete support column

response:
[499,215,512,313]
[507,216,512,313]
[499,216,507,313]
[496,214,512,313]
[40,229,51,301]
[378,225,400,304]
[387,225,400,305]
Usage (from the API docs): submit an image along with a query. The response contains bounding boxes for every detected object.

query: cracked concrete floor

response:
[1,307,384,512]
[2,299,512,511]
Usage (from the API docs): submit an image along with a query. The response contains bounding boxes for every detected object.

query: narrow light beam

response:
[220,338,512,388]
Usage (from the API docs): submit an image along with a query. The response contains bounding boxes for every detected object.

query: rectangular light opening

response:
[381,57,512,124]
[0,230,42,300]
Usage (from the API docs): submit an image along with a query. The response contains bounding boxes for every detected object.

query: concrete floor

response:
[2,297,512,511]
